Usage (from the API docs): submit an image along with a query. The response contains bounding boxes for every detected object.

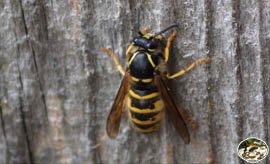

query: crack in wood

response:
[40,1,49,41]
[205,0,218,163]
[0,99,7,140]
[232,0,244,143]
[18,0,35,163]
[0,98,11,164]
[30,43,49,120]
[15,46,34,164]
[19,0,49,121]
[258,1,270,164]
[232,2,246,164]
[81,2,102,162]
[0,99,10,164]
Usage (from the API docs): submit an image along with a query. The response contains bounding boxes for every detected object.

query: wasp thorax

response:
[129,52,158,79]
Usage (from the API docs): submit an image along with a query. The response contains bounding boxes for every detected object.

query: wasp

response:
[102,25,210,144]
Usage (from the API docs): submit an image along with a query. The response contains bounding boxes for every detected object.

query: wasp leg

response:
[164,32,177,63]
[101,48,125,76]
[126,43,135,57]
[177,107,196,129]
[166,58,211,79]
[208,152,215,164]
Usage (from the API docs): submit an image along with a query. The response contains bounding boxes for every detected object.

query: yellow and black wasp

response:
[102,25,210,144]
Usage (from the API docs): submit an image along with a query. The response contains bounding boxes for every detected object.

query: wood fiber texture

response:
[0,0,269,164]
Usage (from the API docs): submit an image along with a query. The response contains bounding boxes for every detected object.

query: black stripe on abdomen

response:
[130,95,160,109]
[133,121,160,130]
[129,110,160,121]
[128,86,164,133]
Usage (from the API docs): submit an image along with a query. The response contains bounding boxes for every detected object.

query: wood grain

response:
[0,0,269,163]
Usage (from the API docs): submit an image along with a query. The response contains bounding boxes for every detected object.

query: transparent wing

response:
[106,72,130,139]
[155,74,190,144]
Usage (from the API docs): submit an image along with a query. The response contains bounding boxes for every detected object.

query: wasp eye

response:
[147,42,157,49]
[133,37,138,43]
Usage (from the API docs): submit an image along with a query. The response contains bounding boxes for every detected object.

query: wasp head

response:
[132,24,178,53]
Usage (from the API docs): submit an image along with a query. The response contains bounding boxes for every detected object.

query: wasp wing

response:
[155,74,190,144]
[106,72,130,139]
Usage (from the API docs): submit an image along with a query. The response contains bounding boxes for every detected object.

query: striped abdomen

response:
[127,86,164,133]
[127,50,163,133]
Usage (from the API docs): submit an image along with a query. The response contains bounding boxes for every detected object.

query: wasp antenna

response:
[153,24,179,38]
[138,31,144,36]
[136,8,141,32]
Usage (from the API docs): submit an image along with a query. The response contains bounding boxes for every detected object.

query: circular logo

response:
[237,137,269,163]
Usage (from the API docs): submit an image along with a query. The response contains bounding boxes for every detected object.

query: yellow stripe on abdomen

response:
[128,87,164,133]
[129,89,159,100]
[127,97,163,113]
[130,76,153,84]
[128,110,164,125]
[133,122,161,133]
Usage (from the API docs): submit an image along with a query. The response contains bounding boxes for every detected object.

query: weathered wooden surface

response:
[0,0,269,164]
